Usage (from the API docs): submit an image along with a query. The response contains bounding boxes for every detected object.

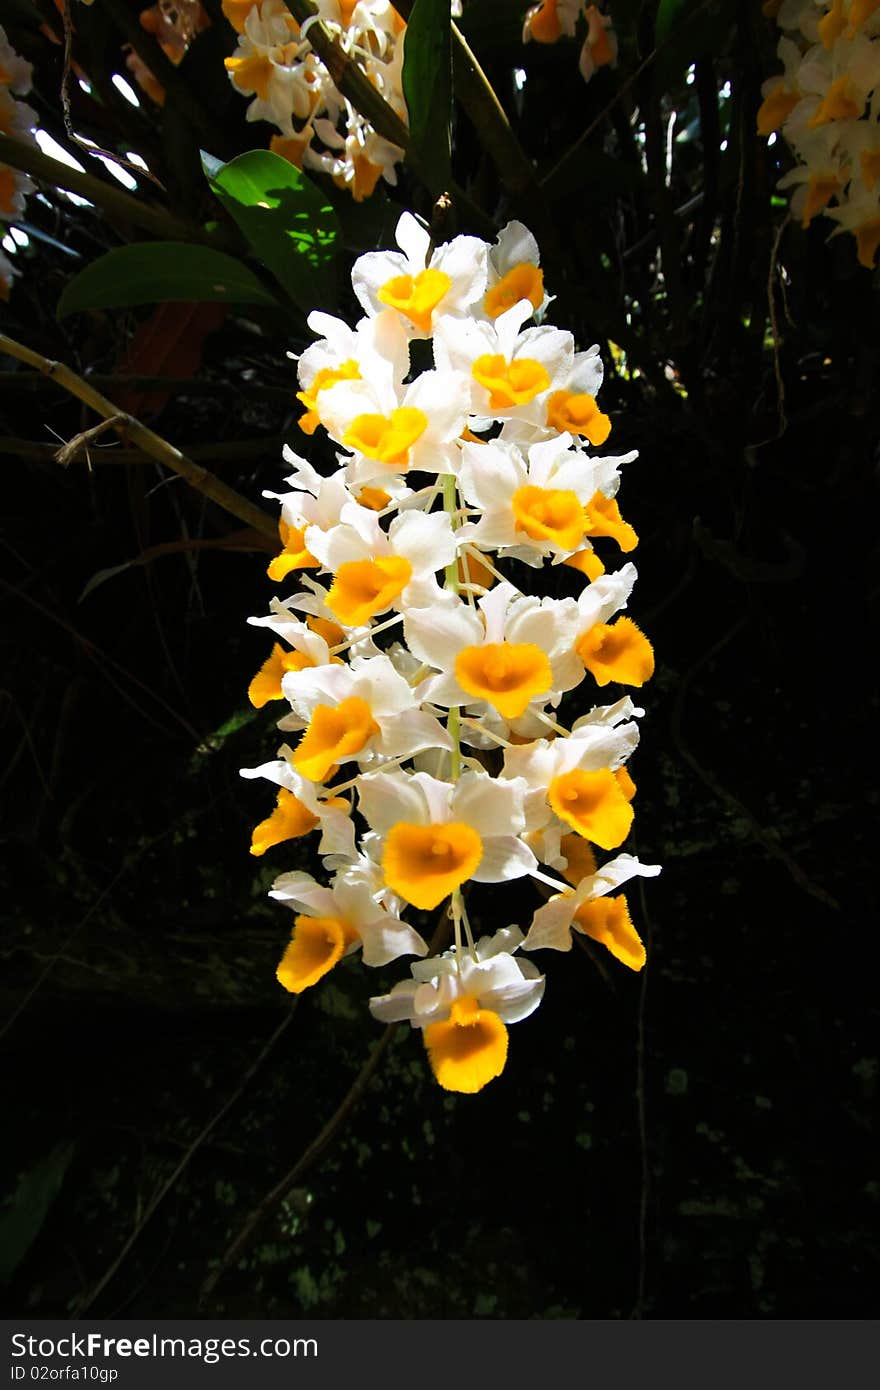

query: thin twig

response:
[200,1023,397,1303]
[0,436,285,465]
[0,334,277,540]
[54,415,125,468]
[73,1006,299,1318]
[201,906,454,1301]
[59,0,162,189]
[766,213,791,441]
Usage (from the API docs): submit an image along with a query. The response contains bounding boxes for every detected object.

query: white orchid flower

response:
[357,769,537,910]
[369,927,544,1093]
[269,863,427,994]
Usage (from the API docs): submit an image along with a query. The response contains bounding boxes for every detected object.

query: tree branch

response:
[0,334,277,540]
[0,134,229,247]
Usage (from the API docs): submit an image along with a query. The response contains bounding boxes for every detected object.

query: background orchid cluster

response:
[244,210,660,1094]
[0,26,36,301]
[223,0,408,201]
[759,0,880,267]
[522,0,618,84]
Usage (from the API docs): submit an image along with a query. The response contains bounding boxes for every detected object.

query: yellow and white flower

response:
[351,210,490,336]
[294,308,409,436]
[404,580,585,724]
[433,298,574,425]
[369,926,544,1093]
[761,1,880,264]
[523,852,661,967]
[522,0,581,46]
[501,702,641,858]
[357,768,537,910]
[304,504,456,625]
[245,208,659,1093]
[247,609,342,709]
[317,364,471,483]
[457,433,624,565]
[270,862,427,993]
[482,220,552,322]
[275,651,453,779]
[240,755,357,858]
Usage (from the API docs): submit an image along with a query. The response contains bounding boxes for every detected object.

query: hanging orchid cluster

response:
[759,0,880,267]
[223,0,407,202]
[0,25,36,299]
[522,1,617,85]
[244,211,660,1095]
[125,0,211,107]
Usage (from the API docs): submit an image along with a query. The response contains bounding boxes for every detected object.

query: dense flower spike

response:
[223,0,408,200]
[245,210,659,1093]
[760,0,880,266]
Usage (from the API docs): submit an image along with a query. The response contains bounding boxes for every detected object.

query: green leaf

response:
[0,1141,76,1284]
[203,150,341,311]
[402,0,452,194]
[57,243,278,318]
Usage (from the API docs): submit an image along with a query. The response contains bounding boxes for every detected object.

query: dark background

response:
[1,0,878,1320]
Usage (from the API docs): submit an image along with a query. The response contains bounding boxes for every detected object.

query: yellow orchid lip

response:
[424,995,509,1093]
[276,913,360,994]
[357,485,392,512]
[455,642,552,720]
[756,85,800,137]
[343,408,428,466]
[548,768,634,850]
[512,484,586,551]
[472,355,551,410]
[484,263,544,319]
[808,77,863,128]
[250,788,319,856]
[573,895,645,971]
[224,53,274,102]
[248,643,316,708]
[377,268,452,332]
[576,616,655,687]
[526,0,564,44]
[855,216,880,271]
[546,389,611,445]
[584,491,638,552]
[267,518,319,582]
[560,833,599,887]
[563,548,605,581]
[800,174,844,228]
[383,821,483,910]
[293,697,380,782]
[327,555,413,626]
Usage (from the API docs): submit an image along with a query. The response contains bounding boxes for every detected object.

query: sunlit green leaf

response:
[203,149,341,310]
[57,243,277,318]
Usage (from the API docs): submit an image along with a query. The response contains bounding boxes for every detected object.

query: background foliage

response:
[0,0,877,1317]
